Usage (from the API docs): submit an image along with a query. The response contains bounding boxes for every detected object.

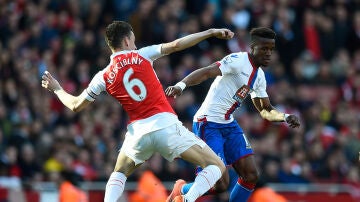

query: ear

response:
[250,41,256,48]
[250,42,257,53]
[124,36,130,48]
[119,37,128,49]
[249,45,255,54]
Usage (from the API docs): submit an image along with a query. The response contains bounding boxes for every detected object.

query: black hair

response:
[250,27,276,44]
[105,21,133,50]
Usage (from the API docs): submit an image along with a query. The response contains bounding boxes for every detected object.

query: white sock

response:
[185,165,222,202]
[104,172,127,202]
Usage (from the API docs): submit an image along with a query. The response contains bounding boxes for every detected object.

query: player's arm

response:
[165,62,221,97]
[252,97,300,128]
[41,71,91,112]
[161,29,234,55]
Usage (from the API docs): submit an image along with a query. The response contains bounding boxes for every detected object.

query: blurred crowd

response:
[0,0,360,197]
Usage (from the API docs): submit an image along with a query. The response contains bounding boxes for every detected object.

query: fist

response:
[165,86,183,98]
[41,71,62,92]
[285,114,300,128]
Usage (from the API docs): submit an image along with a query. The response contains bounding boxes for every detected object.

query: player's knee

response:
[243,170,260,184]
[214,182,228,193]
[213,160,226,174]
[203,163,226,175]
[113,166,124,174]
[214,174,230,193]
[203,157,226,173]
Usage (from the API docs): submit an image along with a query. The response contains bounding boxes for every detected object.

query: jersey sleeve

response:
[80,70,106,102]
[138,44,164,61]
[250,69,268,98]
[218,53,239,75]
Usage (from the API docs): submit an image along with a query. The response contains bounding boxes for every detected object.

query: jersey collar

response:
[247,53,258,69]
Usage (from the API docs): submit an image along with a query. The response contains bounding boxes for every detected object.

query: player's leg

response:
[179,144,226,202]
[214,168,230,192]
[105,131,153,202]
[156,122,225,202]
[223,122,259,202]
[181,121,230,196]
[104,151,141,202]
[230,155,259,202]
[182,167,230,194]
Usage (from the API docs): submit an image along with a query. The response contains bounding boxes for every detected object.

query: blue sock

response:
[227,168,238,192]
[229,178,255,202]
[181,182,193,194]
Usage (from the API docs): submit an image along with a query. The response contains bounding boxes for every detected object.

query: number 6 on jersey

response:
[123,68,147,101]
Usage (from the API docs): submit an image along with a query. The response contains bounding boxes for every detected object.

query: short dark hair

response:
[105,21,133,50]
[250,27,276,42]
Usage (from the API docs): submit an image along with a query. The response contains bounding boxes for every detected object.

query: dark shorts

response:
[193,119,253,166]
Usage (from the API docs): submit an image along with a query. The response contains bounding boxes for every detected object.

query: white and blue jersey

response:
[194,52,268,124]
[193,52,268,165]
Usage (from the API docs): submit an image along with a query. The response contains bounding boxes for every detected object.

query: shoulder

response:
[257,67,266,77]
[138,44,162,55]
[90,67,107,88]
[224,52,247,60]
[137,44,163,60]
[256,67,267,83]
[221,52,247,65]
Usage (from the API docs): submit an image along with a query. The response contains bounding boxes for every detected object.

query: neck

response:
[112,48,124,53]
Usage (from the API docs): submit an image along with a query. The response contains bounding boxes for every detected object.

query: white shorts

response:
[120,121,206,165]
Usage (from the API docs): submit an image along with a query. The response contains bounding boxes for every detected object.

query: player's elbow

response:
[162,41,182,55]
[259,110,270,120]
[168,43,182,54]
[72,106,81,113]
[71,96,91,112]
[71,100,83,113]
[72,103,87,113]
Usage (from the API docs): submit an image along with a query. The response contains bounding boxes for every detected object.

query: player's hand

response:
[165,86,182,98]
[285,114,300,128]
[41,71,62,92]
[211,28,234,40]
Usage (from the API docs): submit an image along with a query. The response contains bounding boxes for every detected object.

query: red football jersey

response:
[83,45,176,123]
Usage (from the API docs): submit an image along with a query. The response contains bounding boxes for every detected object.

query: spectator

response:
[58,171,88,202]
[128,168,168,202]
